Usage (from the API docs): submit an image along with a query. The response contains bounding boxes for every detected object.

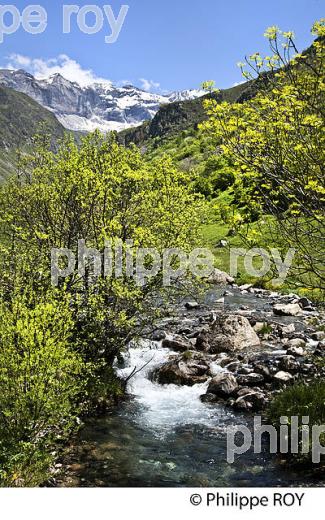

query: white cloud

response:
[3,54,165,93]
[5,54,112,88]
[8,54,32,67]
[139,78,161,92]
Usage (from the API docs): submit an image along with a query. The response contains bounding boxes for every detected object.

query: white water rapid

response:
[117,340,232,435]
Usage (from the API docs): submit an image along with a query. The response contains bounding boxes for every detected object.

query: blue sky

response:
[0,0,323,92]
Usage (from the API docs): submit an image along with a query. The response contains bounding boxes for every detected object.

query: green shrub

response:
[0,296,83,486]
[267,380,325,465]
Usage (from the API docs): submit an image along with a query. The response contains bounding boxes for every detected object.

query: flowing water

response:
[61,290,323,487]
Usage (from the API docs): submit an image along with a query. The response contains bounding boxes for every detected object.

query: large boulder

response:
[207,372,238,397]
[196,314,261,354]
[153,355,209,386]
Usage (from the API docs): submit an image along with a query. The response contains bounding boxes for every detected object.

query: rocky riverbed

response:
[150,283,325,413]
[56,274,325,487]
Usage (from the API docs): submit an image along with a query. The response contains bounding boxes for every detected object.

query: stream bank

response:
[56,282,325,487]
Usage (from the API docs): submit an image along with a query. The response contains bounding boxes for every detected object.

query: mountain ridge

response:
[118,80,253,147]
[0,69,205,133]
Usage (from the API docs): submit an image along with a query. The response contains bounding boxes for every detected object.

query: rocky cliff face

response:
[0,69,204,133]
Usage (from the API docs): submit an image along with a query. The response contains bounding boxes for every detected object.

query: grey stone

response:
[286,346,305,357]
[273,303,302,316]
[236,373,265,386]
[279,355,300,372]
[201,314,261,353]
[274,371,293,383]
[152,330,167,341]
[185,301,200,310]
[162,338,190,352]
[208,373,238,397]
[153,356,209,386]
[206,268,235,285]
[234,391,267,412]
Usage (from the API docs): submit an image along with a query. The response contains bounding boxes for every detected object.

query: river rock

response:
[311,331,325,342]
[152,330,167,341]
[253,364,271,380]
[196,314,261,354]
[185,301,200,310]
[225,361,242,373]
[281,323,296,336]
[314,341,325,357]
[298,297,313,309]
[236,387,254,397]
[207,373,238,397]
[236,373,265,386]
[279,355,300,372]
[273,303,302,316]
[153,355,209,386]
[217,354,237,367]
[200,393,219,404]
[286,346,305,357]
[273,371,293,383]
[162,337,190,352]
[234,390,267,412]
[237,366,254,375]
[239,284,253,292]
[206,268,235,285]
[195,330,212,352]
[286,338,306,349]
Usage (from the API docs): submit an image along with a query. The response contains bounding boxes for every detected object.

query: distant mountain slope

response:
[118,81,252,146]
[0,69,205,133]
[0,85,66,181]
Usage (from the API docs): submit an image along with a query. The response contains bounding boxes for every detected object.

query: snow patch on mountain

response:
[0,69,205,133]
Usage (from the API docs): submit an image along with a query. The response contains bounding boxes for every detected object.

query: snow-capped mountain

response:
[0,69,205,133]
[167,89,205,103]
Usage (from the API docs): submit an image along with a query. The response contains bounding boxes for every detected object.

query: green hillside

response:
[118,81,252,147]
[0,86,66,182]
